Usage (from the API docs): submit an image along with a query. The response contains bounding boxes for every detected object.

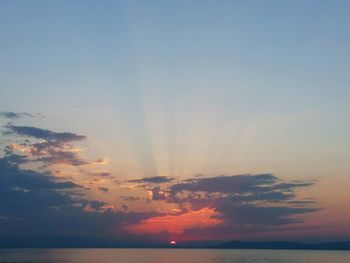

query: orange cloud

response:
[125,207,222,235]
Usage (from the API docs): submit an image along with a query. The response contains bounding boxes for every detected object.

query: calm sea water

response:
[0,249,349,263]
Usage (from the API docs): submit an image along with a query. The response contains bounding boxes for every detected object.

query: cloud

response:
[169,174,312,196]
[124,173,319,240]
[4,125,86,142]
[122,204,128,211]
[151,186,167,201]
[2,125,94,167]
[0,156,155,237]
[0,111,35,119]
[126,207,222,235]
[1,151,29,165]
[0,121,320,242]
[215,202,317,226]
[98,187,109,193]
[166,174,318,225]
[0,157,81,224]
[35,148,89,166]
[94,158,108,165]
[119,196,141,202]
[0,123,158,239]
[128,176,174,184]
[80,169,111,177]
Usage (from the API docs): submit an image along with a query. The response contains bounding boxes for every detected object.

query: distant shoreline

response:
[0,237,349,250]
[209,240,350,251]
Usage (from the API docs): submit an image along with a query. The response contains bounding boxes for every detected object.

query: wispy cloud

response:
[4,125,86,142]
[128,176,174,184]
[80,169,111,177]
[0,111,35,119]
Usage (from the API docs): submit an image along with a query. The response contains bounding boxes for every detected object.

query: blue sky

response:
[2,0,349,177]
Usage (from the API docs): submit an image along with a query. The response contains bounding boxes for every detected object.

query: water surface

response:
[0,249,349,263]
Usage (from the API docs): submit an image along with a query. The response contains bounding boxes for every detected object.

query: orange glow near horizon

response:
[125,207,222,235]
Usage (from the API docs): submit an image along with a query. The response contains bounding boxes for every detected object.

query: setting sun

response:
[170,241,177,245]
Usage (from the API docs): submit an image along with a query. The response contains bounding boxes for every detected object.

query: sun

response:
[170,240,177,245]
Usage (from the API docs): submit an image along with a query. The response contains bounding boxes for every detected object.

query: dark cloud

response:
[2,125,93,167]
[119,196,141,202]
[118,174,319,242]
[128,176,174,184]
[0,123,158,238]
[0,122,320,241]
[215,202,317,226]
[0,111,35,119]
[0,157,81,224]
[4,125,86,142]
[288,199,316,205]
[1,151,28,166]
[170,174,295,195]
[98,187,109,193]
[0,157,155,237]
[95,158,107,164]
[152,174,319,227]
[80,200,107,211]
[151,186,167,201]
[80,169,111,177]
[36,150,89,167]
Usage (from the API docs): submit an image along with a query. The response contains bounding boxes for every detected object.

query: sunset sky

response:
[1,0,350,245]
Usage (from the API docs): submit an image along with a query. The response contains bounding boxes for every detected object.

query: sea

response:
[0,249,350,263]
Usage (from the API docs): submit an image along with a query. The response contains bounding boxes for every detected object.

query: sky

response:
[0,0,350,246]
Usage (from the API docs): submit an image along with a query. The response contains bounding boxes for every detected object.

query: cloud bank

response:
[0,120,320,243]
[128,174,319,239]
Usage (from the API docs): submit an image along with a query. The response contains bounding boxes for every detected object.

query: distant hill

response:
[211,240,350,250]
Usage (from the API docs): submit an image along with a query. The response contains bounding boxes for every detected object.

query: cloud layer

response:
[128,176,174,184]
[4,125,86,142]
[0,121,320,243]
[127,174,319,239]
